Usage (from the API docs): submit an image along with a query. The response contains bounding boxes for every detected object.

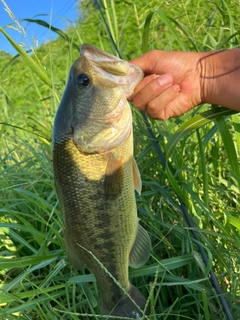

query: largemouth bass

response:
[53,43,151,318]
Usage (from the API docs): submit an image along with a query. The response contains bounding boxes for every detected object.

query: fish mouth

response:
[80,43,143,96]
[80,43,125,75]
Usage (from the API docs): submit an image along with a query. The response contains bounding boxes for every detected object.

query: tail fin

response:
[105,285,150,319]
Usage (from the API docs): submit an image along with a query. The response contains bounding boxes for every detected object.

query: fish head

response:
[53,43,143,153]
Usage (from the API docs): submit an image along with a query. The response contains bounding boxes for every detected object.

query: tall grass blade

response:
[202,289,210,320]
[142,10,187,53]
[0,254,59,270]
[166,107,238,160]
[196,129,209,207]
[0,285,65,304]
[23,19,79,51]
[0,27,52,87]
[216,116,240,189]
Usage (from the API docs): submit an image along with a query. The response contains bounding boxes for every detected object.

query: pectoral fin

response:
[104,153,124,200]
[132,158,142,195]
[129,223,151,268]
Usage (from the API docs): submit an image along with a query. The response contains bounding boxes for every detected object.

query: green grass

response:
[0,0,240,319]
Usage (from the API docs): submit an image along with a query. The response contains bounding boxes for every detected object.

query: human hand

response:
[129,50,203,120]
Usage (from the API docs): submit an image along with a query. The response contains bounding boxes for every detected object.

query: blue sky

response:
[0,0,79,54]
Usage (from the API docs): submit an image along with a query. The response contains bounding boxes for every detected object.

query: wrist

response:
[198,49,240,111]
[198,50,223,105]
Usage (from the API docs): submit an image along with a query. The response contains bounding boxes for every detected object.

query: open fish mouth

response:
[80,43,125,69]
[81,44,127,76]
[80,43,143,95]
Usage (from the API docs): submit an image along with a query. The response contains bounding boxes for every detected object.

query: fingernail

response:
[157,74,173,87]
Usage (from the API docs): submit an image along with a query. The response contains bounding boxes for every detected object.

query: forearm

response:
[199,49,240,111]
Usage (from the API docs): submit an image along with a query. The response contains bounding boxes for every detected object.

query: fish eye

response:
[76,73,90,87]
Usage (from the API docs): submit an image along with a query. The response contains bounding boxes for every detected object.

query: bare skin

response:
[129,49,240,120]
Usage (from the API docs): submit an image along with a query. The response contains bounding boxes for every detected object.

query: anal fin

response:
[129,223,151,269]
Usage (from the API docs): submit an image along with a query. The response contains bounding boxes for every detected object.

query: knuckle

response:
[147,100,157,112]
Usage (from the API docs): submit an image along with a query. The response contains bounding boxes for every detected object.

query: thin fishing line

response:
[94,1,233,319]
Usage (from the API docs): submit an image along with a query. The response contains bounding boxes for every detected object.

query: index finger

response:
[129,50,167,74]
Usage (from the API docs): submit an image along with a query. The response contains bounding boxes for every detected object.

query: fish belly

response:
[53,133,137,308]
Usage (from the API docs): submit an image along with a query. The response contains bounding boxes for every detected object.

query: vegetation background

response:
[0,0,239,319]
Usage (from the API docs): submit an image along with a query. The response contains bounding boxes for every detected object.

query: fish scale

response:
[54,134,136,304]
[53,43,151,318]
